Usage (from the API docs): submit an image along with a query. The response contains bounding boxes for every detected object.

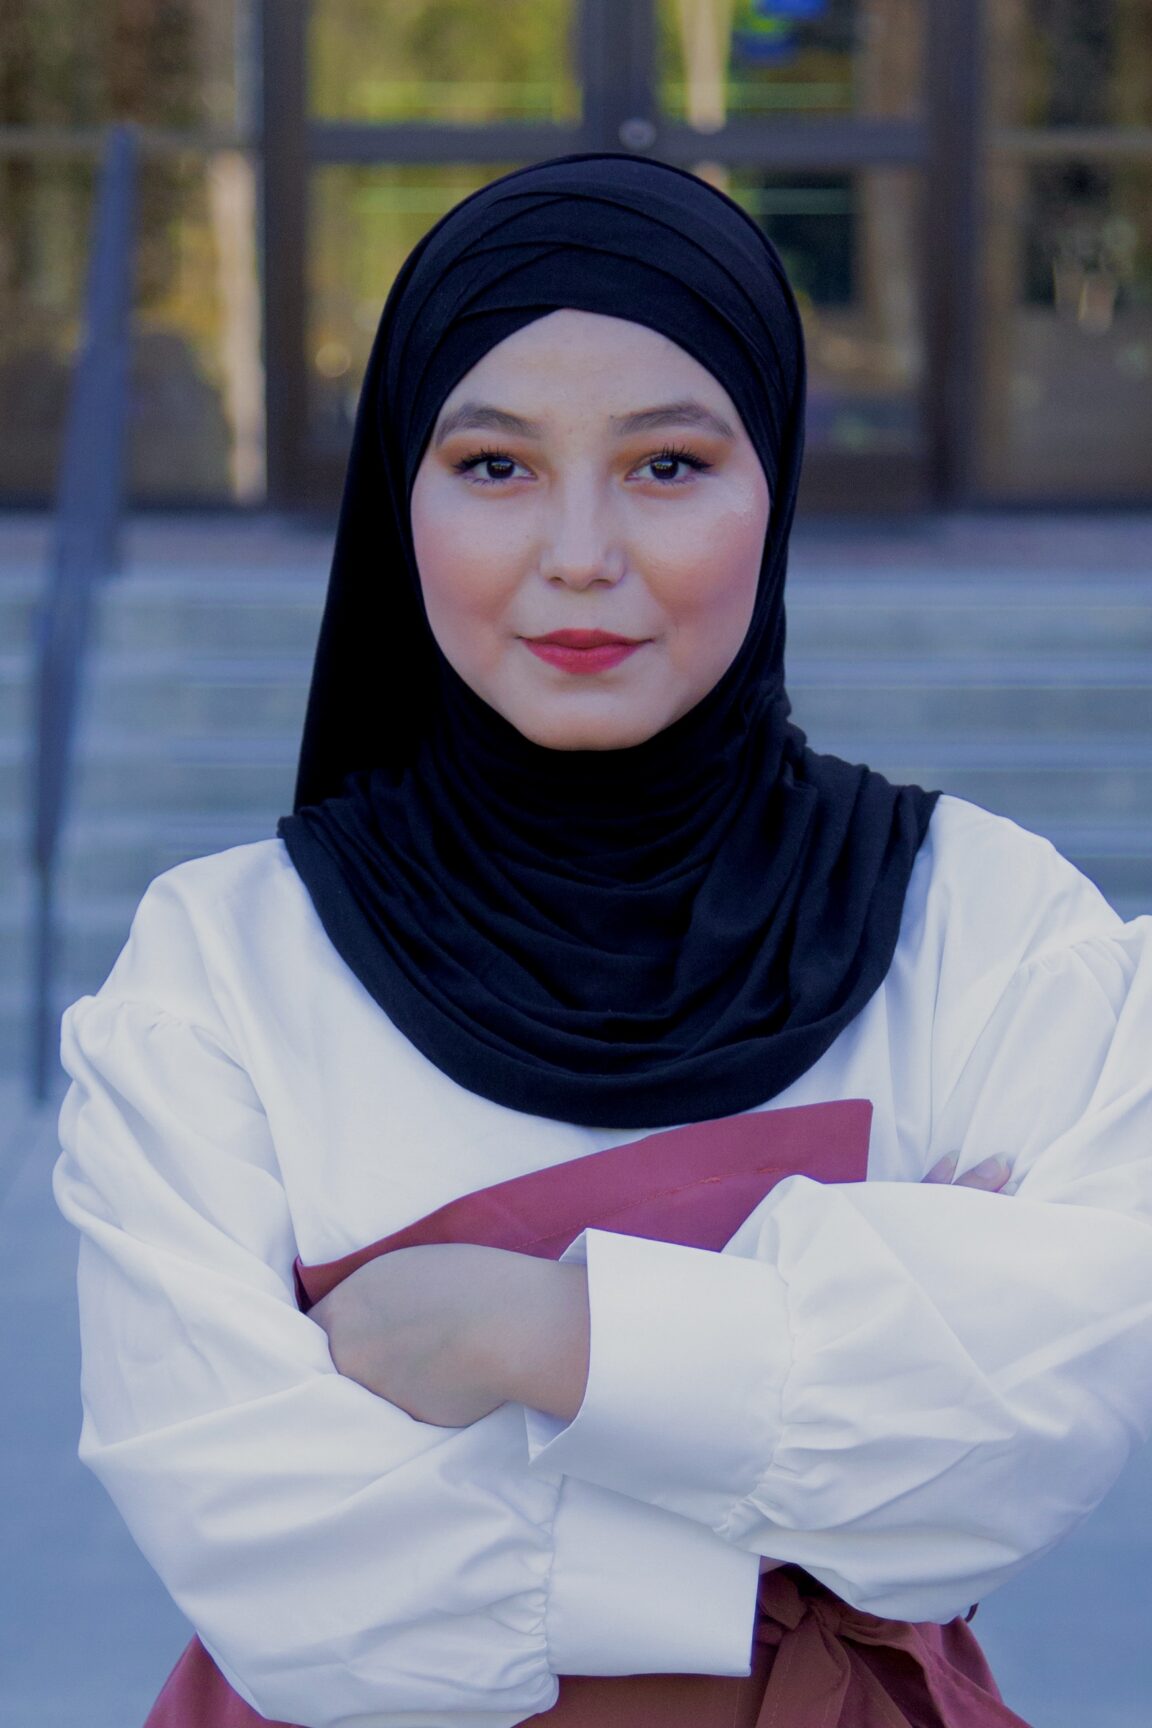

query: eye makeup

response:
[451,443,715,486]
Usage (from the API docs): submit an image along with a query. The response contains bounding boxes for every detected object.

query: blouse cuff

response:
[546,1474,761,1676]
[524,1228,791,1532]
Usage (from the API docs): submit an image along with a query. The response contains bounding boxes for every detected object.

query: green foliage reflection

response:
[310,0,579,123]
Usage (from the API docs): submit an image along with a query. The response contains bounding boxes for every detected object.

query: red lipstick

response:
[522,629,646,675]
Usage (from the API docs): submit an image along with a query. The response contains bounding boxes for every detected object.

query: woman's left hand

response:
[310,1243,591,1428]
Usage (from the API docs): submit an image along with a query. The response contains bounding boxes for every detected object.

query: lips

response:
[522,629,647,676]
[527,630,644,648]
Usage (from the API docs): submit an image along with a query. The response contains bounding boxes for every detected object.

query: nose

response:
[537,484,625,589]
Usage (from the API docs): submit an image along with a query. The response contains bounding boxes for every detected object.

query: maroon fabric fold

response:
[144,1101,1030,1728]
[294,1098,872,1310]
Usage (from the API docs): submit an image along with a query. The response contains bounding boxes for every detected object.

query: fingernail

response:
[962,1156,1013,1190]
[924,1153,959,1183]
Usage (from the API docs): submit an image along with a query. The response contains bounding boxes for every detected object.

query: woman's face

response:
[410,308,771,751]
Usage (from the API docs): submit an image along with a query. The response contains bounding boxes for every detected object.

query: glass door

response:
[977,0,1152,501]
[271,0,938,511]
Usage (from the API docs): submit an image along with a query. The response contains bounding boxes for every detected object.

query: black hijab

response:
[278,152,939,1129]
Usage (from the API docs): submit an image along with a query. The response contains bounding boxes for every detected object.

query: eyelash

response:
[452,444,714,486]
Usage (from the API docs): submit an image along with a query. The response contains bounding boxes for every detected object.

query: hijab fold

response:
[278,153,938,1129]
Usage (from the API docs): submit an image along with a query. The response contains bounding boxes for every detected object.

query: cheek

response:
[411,477,522,647]
[654,500,765,644]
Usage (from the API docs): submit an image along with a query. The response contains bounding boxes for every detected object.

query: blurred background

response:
[4,0,1152,510]
[0,3,1150,1725]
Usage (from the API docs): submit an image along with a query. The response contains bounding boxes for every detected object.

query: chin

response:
[509,708,667,753]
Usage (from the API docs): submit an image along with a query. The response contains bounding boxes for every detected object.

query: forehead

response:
[435,308,733,415]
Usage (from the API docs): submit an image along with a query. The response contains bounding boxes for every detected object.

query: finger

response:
[923,1153,959,1184]
[954,1156,1013,1192]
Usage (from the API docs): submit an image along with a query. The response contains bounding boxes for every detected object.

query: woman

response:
[54,154,1152,1728]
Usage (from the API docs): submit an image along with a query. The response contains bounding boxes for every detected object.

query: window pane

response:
[309,165,518,449]
[721,165,922,454]
[0,156,93,498]
[657,0,922,129]
[310,0,580,123]
[979,157,1152,498]
[988,0,1152,130]
[0,0,250,130]
[0,151,264,502]
[133,152,265,501]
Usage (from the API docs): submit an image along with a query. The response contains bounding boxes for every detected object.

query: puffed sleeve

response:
[53,891,759,1728]
[526,888,1152,1623]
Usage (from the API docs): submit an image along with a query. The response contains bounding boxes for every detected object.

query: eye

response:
[634,445,713,485]
[452,447,531,485]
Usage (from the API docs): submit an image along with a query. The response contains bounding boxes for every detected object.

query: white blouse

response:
[53,795,1152,1728]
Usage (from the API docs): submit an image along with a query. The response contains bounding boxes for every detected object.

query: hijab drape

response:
[277,152,939,1128]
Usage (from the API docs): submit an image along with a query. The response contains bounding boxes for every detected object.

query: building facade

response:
[1,0,1150,513]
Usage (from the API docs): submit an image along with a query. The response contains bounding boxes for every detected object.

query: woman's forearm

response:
[312,1244,591,1426]
[492,1259,592,1422]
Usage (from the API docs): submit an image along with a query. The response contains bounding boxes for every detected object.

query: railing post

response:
[29,123,137,1102]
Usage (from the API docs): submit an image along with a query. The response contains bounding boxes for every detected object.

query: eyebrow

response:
[611,401,736,439]
[434,404,540,446]
[433,398,736,446]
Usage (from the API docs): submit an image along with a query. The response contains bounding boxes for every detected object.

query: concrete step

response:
[812,737,1152,824]
[794,656,1152,685]
[0,738,26,817]
[95,577,324,655]
[0,812,273,887]
[80,654,312,737]
[0,574,42,639]
[3,742,294,821]
[0,654,29,733]
[69,740,296,819]
[0,581,39,751]
[83,656,312,739]
[791,666,1152,739]
[787,580,1152,657]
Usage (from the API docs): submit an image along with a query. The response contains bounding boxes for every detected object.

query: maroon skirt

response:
[144,1102,1030,1728]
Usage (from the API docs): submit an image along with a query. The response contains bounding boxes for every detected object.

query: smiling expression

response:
[410,308,772,751]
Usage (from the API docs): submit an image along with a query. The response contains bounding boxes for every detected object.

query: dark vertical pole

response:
[579,0,613,146]
[31,126,137,1101]
[260,0,310,509]
[924,0,986,506]
[590,0,657,153]
[622,0,658,145]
